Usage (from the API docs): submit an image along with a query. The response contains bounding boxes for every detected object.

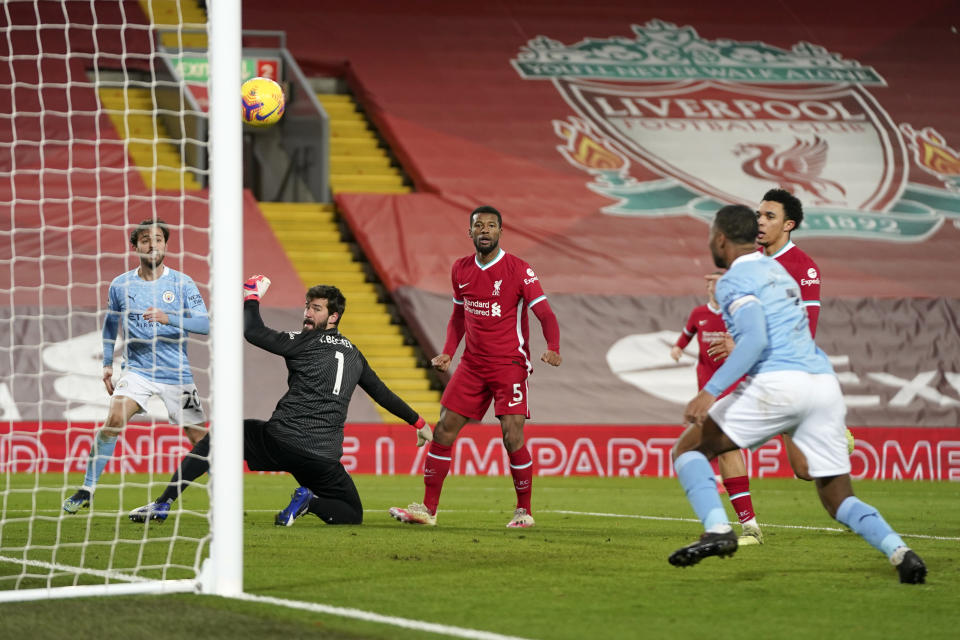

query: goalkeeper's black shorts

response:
[243,419,362,524]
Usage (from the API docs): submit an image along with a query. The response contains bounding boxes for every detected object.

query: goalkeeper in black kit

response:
[128,275,433,526]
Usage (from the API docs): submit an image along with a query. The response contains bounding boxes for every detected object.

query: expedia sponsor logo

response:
[801,278,821,286]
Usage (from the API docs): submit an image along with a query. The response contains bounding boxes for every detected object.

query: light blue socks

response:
[675,451,730,532]
[82,432,118,492]
[836,496,906,558]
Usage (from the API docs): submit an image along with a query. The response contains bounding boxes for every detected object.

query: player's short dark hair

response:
[470,205,501,227]
[130,218,170,247]
[762,188,804,230]
[306,284,346,325]
[714,204,759,244]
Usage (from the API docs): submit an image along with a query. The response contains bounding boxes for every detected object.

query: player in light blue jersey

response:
[667,204,926,584]
[63,219,210,514]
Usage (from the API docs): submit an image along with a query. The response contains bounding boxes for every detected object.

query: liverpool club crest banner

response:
[514,20,960,241]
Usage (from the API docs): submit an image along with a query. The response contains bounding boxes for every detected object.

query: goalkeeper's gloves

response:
[243,274,271,302]
[414,416,433,448]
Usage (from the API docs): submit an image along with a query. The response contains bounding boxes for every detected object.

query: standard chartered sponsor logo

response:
[464,299,503,317]
[465,299,494,316]
[700,330,727,342]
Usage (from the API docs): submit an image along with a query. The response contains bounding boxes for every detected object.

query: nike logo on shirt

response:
[458,283,469,288]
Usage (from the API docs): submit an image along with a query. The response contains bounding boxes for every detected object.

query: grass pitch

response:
[1,473,958,639]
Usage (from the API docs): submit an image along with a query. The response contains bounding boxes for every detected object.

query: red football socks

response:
[723,475,756,523]
[508,446,534,512]
[423,441,452,515]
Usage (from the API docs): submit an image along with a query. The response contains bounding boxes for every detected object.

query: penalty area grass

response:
[0,474,957,639]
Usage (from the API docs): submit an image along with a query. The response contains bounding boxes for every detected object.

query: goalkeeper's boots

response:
[506,508,535,529]
[388,503,437,526]
[62,489,91,514]
[892,547,927,584]
[668,529,738,567]
[128,500,171,524]
[275,486,314,527]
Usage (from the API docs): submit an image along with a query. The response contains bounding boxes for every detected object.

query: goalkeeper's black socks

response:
[157,434,211,504]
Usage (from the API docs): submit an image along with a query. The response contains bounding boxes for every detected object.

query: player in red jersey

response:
[758,188,849,479]
[672,274,761,545]
[710,188,843,487]
[756,188,821,336]
[672,274,730,390]
[389,205,562,528]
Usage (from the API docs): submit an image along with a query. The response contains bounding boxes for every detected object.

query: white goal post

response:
[0,0,242,601]
[204,0,244,598]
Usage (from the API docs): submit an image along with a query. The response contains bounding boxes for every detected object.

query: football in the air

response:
[241,77,285,127]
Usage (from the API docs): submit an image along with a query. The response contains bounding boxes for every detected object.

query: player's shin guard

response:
[508,446,534,513]
[675,451,730,532]
[836,496,906,558]
[423,442,452,515]
[157,434,211,504]
[82,431,119,491]
[723,475,756,523]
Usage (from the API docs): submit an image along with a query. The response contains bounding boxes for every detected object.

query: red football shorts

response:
[441,360,530,420]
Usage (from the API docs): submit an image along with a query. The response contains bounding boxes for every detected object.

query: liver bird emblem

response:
[734,136,846,205]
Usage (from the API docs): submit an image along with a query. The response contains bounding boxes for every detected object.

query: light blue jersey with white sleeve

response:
[102,266,209,384]
[714,252,832,377]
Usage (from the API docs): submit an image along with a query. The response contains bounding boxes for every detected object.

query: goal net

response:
[0,0,242,600]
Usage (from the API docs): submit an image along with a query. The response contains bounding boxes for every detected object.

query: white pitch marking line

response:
[545,509,960,542]
[0,554,152,582]
[11,507,956,542]
[231,591,536,640]
[363,507,957,541]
